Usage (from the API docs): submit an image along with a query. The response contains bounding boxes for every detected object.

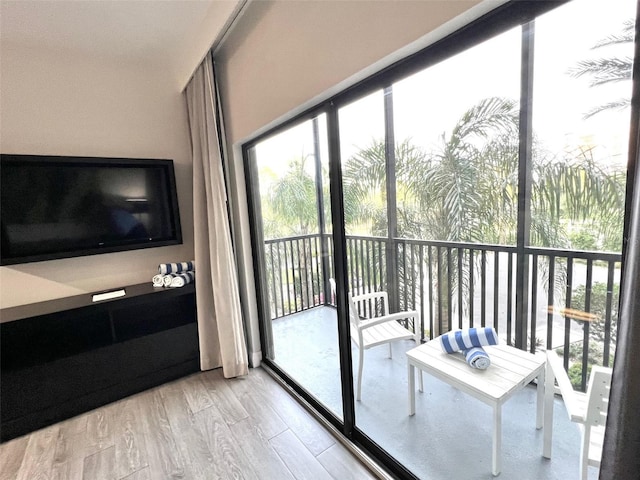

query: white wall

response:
[214,0,496,362]
[0,43,194,308]
[216,0,495,144]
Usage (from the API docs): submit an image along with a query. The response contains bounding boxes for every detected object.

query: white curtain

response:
[185,53,248,378]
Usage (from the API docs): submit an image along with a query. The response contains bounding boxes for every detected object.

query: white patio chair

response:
[543,349,612,480]
[329,279,421,401]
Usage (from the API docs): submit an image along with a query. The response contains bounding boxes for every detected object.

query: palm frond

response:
[450,97,518,144]
[583,98,631,119]
[568,57,632,86]
[592,19,635,48]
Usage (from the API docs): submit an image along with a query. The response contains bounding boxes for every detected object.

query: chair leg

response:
[388,343,393,359]
[357,347,364,401]
[579,425,590,480]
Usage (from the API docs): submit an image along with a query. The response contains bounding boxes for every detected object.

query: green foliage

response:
[568,362,591,390]
[564,332,615,390]
[571,282,619,345]
[268,156,318,235]
[531,147,626,249]
[568,225,599,251]
[260,155,330,238]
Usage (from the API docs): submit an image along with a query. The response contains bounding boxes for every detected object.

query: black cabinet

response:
[0,283,199,442]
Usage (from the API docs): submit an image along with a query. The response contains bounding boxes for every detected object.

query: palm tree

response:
[341,138,429,237]
[262,154,328,313]
[265,155,319,237]
[409,97,519,243]
[339,98,521,330]
[340,96,626,333]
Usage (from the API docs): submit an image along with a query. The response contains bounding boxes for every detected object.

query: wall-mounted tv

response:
[1,154,182,265]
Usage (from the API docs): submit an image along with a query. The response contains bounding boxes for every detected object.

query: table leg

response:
[408,362,416,416]
[543,360,554,459]
[536,366,544,430]
[492,403,502,476]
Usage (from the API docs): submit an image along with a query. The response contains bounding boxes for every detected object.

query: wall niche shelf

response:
[0,282,198,442]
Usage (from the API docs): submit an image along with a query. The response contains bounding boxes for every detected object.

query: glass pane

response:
[531,0,633,393]
[250,115,342,418]
[339,91,386,238]
[394,27,521,244]
[532,0,633,252]
[338,29,532,480]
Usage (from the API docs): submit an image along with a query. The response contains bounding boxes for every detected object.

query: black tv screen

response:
[1,154,182,265]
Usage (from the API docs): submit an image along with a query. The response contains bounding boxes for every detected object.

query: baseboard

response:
[249,350,262,368]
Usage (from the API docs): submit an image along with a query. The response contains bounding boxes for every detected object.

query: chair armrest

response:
[359,310,419,330]
[546,350,583,421]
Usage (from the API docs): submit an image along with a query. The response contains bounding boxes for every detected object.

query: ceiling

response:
[0,0,234,82]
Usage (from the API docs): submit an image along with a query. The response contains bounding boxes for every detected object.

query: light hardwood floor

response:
[0,367,380,480]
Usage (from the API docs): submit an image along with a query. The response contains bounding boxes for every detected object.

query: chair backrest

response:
[350,291,393,332]
[352,291,388,318]
[329,278,389,327]
[584,366,612,427]
[347,294,363,329]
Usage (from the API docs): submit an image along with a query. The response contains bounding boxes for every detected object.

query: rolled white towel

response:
[152,274,165,287]
[163,275,174,287]
[158,261,195,275]
[169,271,195,288]
[439,327,499,353]
[463,347,491,370]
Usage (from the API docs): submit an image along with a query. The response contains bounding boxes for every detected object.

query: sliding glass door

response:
[245,115,345,419]
[243,1,637,478]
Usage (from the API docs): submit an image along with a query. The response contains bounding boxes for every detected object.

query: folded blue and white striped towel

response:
[158,261,195,275]
[439,327,498,353]
[152,270,196,288]
[463,347,491,369]
[168,271,195,288]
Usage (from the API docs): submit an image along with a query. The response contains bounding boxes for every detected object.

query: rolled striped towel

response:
[158,261,195,275]
[152,274,165,287]
[169,271,195,288]
[439,327,498,353]
[463,347,491,369]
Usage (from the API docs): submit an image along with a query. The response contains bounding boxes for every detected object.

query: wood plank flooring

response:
[0,367,380,480]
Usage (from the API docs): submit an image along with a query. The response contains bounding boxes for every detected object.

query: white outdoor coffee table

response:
[407,340,546,476]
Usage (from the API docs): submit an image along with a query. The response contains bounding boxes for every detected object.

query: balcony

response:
[261,233,618,478]
[272,306,601,479]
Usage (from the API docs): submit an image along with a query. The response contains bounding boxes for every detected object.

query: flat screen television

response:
[1,154,182,265]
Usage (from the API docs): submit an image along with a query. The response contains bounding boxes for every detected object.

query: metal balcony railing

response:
[263,233,621,391]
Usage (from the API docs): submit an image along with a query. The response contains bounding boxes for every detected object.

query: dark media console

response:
[0,283,199,442]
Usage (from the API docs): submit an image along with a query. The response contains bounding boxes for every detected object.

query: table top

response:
[407,340,545,403]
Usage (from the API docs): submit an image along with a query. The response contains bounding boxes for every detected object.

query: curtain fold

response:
[185,53,248,378]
